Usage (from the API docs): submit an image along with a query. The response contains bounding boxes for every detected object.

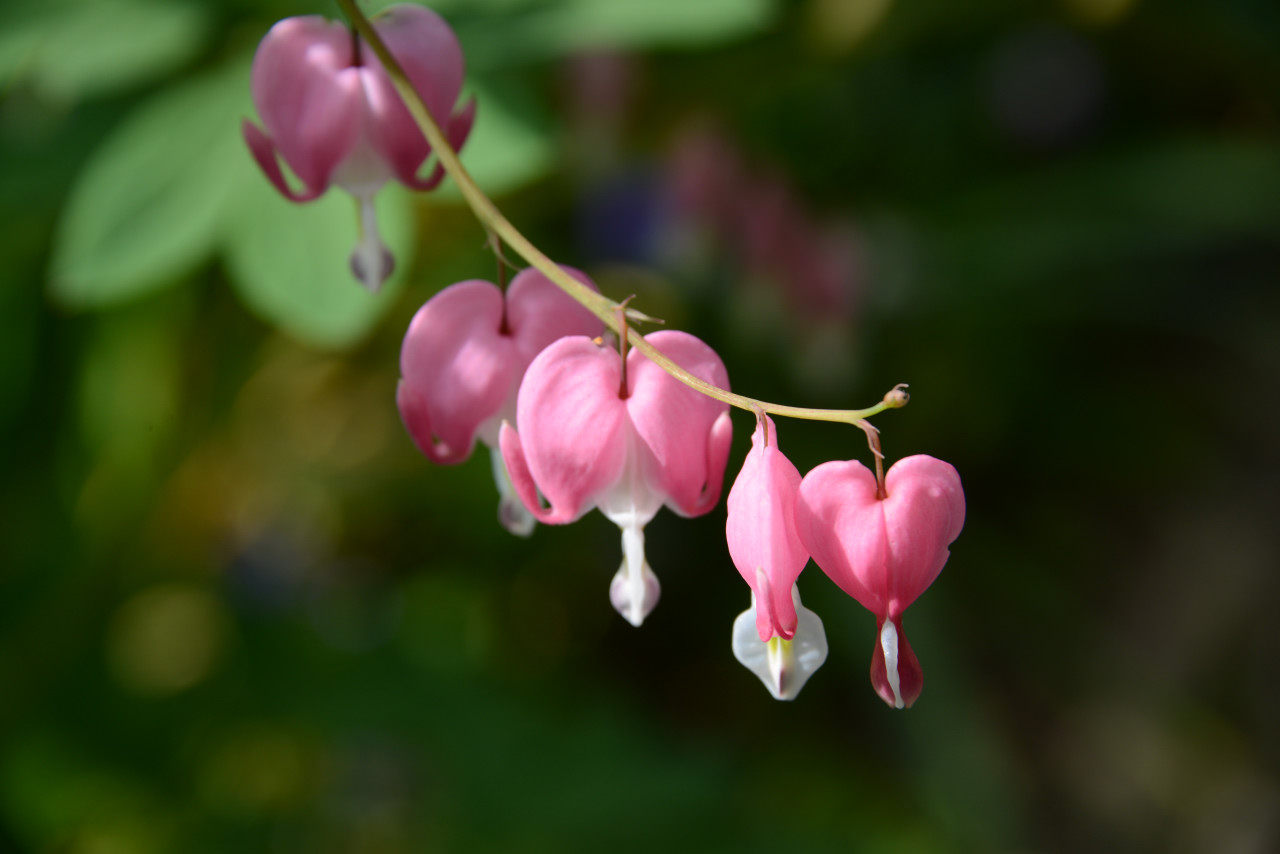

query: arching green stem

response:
[335,0,905,426]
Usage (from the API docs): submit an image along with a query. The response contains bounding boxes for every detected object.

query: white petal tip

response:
[732,585,828,701]
[491,448,535,537]
[609,524,659,626]
[880,619,906,709]
[609,560,660,627]
[498,496,536,538]
[349,241,395,292]
[349,196,395,291]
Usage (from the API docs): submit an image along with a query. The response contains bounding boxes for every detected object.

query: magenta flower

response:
[242,5,476,290]
[397,267,603,536]
[499,331,733,626]
[726,414,827,700]
[796,455,964,708]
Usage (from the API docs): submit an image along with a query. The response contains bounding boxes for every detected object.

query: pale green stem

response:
[335,0,905,426]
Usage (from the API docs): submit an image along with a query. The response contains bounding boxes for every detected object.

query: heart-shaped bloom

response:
[726,415,827,700]
[796,455,964,708]
[243,5,476,290]
[499,330,733,626]
[397,266,603,536]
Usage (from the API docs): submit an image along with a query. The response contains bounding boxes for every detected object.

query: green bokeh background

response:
[3,0,1278,851]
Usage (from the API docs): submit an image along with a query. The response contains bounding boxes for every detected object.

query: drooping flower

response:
[725,414,827,700]
[397,266,603,536]
[499,331,733,625]
[796,455,964,708]
[243,5,475,290]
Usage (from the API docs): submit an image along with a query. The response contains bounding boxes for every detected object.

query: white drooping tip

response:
[880,619,904,709]
[490,446,535,537]
[349,196,395,291]
[609,524,660,626]
[731,584,828,700]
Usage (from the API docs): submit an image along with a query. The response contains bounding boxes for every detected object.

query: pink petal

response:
[375,5,464,127]
[398,280,514,464]
[498,423,547,523]
[480,265,603,445]
[797,455,962,617]
[251,17,349,132]
[505,337,629,524]
[625,330,732,517]
[726,415,808,641]
[396,379,439,461]
[701,411,734,514]
[881,455,966,610]
[241,120,326,202]
[448,95,477,148]
[794,459,883,613]
[362,5,466,188]
[504,266,603,367]
[249,16,361,194]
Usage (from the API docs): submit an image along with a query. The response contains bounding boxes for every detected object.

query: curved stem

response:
[336,0,904,426]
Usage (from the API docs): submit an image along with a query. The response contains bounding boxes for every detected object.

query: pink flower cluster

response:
[397,267,964,705]
[243,5,475,290]
[726,415,964,705]
[244,6,966,707]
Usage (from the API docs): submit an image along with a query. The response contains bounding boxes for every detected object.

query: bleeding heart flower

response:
[796,455,964,708]
[499,330,733,626]
[726,414,827,700]
[397,266,603,536]
[243,4,476,290]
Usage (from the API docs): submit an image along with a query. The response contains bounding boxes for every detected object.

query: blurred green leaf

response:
[49,61,251,308]
[451,0,778,67]
[0,0,209,102]
[221,178,414,349]
[536,0,777,50]
[435,79,557,201]
[77,296,185,466]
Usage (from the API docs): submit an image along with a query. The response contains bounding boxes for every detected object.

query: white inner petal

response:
[599,426,663,528]
[731,585,828,701]
[348,194,394,291]
[880,619,905,709]
[601,426,663,626]
[609,522,659,626]
[766,636,795,698]
[622,523,645,617]
[333,129,393,199]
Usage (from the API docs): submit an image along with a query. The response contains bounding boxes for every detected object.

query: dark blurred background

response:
[3,0,1279,851]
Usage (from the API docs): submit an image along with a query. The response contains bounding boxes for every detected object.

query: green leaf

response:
[49,61,252,308]
[537,0,777,50]
[221,176,415,350]
[434,79,557,201]
[0,0,209,102]
[451,0,779,68]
